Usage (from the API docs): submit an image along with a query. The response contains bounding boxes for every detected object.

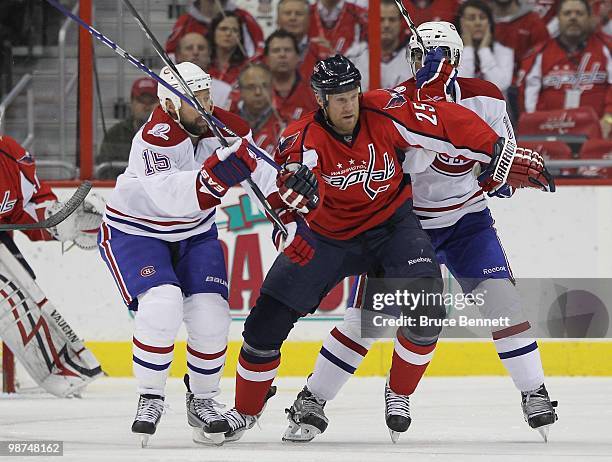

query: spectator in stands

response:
[264,30,319,123]
[402,0,460,25]
[455,0,514,93]
[207,12,248,86]
[488,0,550,79]
[97,78,157,180]
[308,0,368,55]
[518,0,611,134]
[277,0,330,78]
[236,64,283,154]
[174,31,232,109]
[349,0,413,90]
[165,0,263,58]
[531,0,562,35]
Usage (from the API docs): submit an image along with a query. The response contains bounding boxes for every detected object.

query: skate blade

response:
[137,434,150,448]
[536,425,550,443]
[192,428,225,446]
[389,429,400,444]
[282,421,320,443]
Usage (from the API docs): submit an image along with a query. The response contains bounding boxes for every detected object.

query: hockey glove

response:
[47,194,105,250]
[477,139,555,193]
[272,209,315,266]
[414,47,457,103]
[200,139,257,198]
[277,162,320,214]
[487,183,515,198]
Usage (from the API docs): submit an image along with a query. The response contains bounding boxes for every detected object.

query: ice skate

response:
[282,386,329,443]
[131,394,165,448]
[223,386,277,443]
[384,383,411,444]
[521,384,558,442]
[184,375,229,445]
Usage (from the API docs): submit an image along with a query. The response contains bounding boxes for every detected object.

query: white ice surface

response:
[1,377,611,462]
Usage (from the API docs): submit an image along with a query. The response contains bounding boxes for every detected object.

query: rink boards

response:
[11,185,612,377]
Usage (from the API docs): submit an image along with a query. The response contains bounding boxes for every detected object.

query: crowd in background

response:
[89,0,612,178]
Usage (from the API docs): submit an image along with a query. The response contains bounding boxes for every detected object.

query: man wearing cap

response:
[97,77,159,179]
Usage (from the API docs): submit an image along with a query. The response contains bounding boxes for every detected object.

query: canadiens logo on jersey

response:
[383,89,407,110]
[321,143,395,200]
[147,123,171,140]
[431,153,475,177]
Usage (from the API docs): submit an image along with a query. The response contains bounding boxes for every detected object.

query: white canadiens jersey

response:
[398,78,515,229]
[103,106,277,241]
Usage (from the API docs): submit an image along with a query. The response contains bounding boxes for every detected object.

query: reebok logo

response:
[483,266,506,275]
[407,257,433,265]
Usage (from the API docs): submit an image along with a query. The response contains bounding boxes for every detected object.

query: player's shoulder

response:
[0,135,31,163]
[210,107,251,138]
[275,113,317,162]
[141,107,189,148]
[457,77,504,101]
[361,89,411,115]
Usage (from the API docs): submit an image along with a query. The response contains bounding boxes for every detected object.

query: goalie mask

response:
[408,21,463,77]
[157,62,212,114]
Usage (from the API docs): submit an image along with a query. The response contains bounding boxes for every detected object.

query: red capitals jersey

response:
[273,75,319,124]
[518,33,612,117]
[165,7,264,58]
[308,1,368,55]
[0,136,57,241]
[275,90,499,240]
[495,11,549,78]
[208,60,247,87]
[299,40,331,80]
[532,0,560,28]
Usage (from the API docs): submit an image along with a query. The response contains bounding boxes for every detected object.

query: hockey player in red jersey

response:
[286,23,558,444]
[218,54,553,442]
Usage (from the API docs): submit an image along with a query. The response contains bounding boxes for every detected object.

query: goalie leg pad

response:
[133,284,184,396]
[183,292,231,398]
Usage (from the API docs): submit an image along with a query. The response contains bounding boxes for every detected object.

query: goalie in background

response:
[0,134,104,397]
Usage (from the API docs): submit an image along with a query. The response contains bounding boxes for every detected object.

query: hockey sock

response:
[235,346,280,416]
[389,330,436,395]
[493,323,545,392]
[184,293,231,398]
[308,326,375,401]
[133,285,183,396]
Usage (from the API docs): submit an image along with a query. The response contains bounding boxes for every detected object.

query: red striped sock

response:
[389,331,437,395]
[235,350,280,416]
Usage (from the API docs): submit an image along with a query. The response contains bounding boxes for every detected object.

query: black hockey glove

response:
[277,162,320,213]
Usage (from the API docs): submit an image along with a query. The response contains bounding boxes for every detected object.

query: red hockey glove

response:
[272,209,315,266]
[199,139,257,198]
[477,140,555,193]
[277,162,320,214]
[414,47,458,102]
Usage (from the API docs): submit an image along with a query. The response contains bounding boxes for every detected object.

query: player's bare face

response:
[559,1,590,40]
[177,89,213,136]
[324,88,360,135]
[461,7,489,42]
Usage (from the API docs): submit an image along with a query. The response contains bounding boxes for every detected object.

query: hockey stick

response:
[392,0,426,53]
[44,0,286,237]
[120,0,286,236]
[0,181,92,231]
[44,0,279,171]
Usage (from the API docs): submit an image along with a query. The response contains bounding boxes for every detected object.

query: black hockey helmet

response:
[311,54,361,103]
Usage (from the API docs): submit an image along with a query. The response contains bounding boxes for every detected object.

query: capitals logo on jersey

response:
[321,143,395,200]
[383,89,407,110]
[278,132,300,154]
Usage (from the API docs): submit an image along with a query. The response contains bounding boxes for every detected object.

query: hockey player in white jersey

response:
[284,22,558,444]
[97,62,287,446]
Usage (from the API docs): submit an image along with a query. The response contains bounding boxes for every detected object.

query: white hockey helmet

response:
[408,21,464,76]
[157,61,212,112]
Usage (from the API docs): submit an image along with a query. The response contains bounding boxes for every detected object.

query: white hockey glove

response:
[47,193,105,250]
